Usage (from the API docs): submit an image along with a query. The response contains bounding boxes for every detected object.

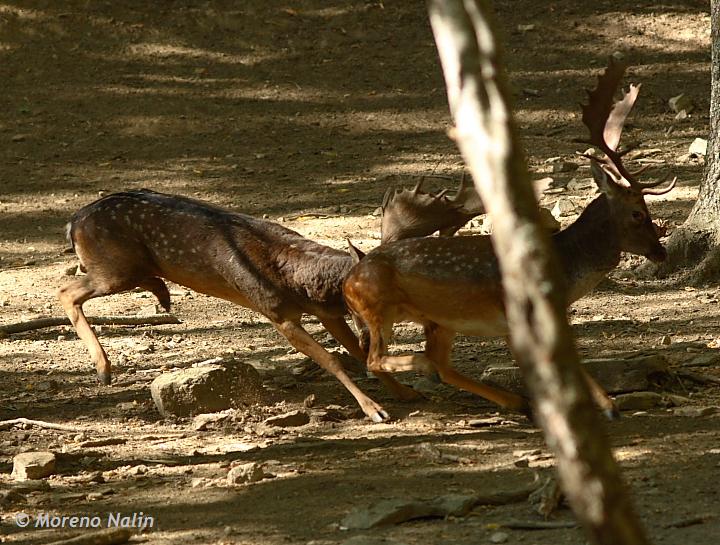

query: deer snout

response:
[646,245,667,263]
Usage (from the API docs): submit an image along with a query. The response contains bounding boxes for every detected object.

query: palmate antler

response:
[380,175,485,244]
[581,58,676,196]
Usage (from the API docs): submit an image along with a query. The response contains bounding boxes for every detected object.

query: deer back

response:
[69,190,354,317]
[344,163,668,333]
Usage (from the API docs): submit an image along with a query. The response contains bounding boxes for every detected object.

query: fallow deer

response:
[343,60,675,418]
[58,178,482,422]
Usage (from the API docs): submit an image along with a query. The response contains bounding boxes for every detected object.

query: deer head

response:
[581,58,675,263]
[380,175,485,244]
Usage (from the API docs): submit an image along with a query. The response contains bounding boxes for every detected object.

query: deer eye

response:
[632,210,646,223]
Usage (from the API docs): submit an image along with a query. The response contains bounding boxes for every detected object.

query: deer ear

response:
[590,160,621,196]
[346,239,365,264]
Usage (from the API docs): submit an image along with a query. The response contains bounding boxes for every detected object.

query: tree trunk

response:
[640,0,720,284]
[426,1,651,544]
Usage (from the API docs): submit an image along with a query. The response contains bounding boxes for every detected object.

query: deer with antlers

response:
[343,60,675,418]
[58,171,482,422]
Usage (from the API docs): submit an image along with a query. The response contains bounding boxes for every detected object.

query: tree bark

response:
[426,2,650,544]
[639,0,720,283]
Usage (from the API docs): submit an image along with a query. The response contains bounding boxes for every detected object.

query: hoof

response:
[603,406,621,421]
[519,400,536,424]
[97,372,112,386]
[370,409,391,423]
[427,371,441,384]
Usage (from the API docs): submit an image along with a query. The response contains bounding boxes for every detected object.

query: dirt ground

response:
[1,1,719,544]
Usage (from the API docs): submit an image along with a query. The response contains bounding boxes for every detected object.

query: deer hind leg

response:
[364,312,438,377]
[425,324,529,414]
[138,277,171,312]
[273,318,390,423]
[320,316,422,402]
[57,275,135,385]
[579,367,619,420]
[503,336,617,419]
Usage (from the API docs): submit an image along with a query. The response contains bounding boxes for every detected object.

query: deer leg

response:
[273,319,390,423]
[364,316,438,376]
[138,277,171,312]
[579,368,620,420]
[503,337,617,419]
[57,276,120,385]
[425,324,529,414]
[320,317,423,402]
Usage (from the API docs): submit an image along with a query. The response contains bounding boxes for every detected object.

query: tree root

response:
[0,314,181,336]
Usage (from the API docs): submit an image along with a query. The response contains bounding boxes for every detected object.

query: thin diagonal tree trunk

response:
[426,2,651,544]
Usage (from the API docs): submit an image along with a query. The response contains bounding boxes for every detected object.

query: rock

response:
[193,411,233,431]
[313,406,354,422]
[551,197,576,218]
[482,354,669,397]
[566,177,594,191]
[689,138,708,156]
[480,365,524,394]
[150,358,264,417]
[490,532,510,544]
[532,176,556,195]
[479,215,493,234]
[529,475,563,518]
[0,489,25,507]
[552,161,579,173]
[583,354,669,394]
[673,406,718,417]
[683,353,720,367]
[668,93,695,114]
[412,376,442,395]
[134,342,155,354]
[665,394,692,407]
[227,462,268,485]
[467,416,505,428]
[11,452,56,481]
[136,304,159,316]
[614,392,664,411]
[263,409,310,428]
[10,480,52,493]
[341,494,478,529]
[191,478,209,488]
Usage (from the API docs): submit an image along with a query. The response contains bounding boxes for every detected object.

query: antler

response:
[581,58,676,196]
[380,175,485,244]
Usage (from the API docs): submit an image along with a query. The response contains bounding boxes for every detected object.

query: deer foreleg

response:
[273,319,390,423]
[579,367,620,420]
[320,317,423,402]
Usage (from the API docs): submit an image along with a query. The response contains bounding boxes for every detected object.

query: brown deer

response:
[58,179,481,422]
[343,60,675,418]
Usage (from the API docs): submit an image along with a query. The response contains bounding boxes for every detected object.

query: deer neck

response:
[553,195,621,304]
[269,233,355,313]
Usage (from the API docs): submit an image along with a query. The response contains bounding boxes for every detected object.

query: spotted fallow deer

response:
[343,60,675,418]
[58,170,485,422]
